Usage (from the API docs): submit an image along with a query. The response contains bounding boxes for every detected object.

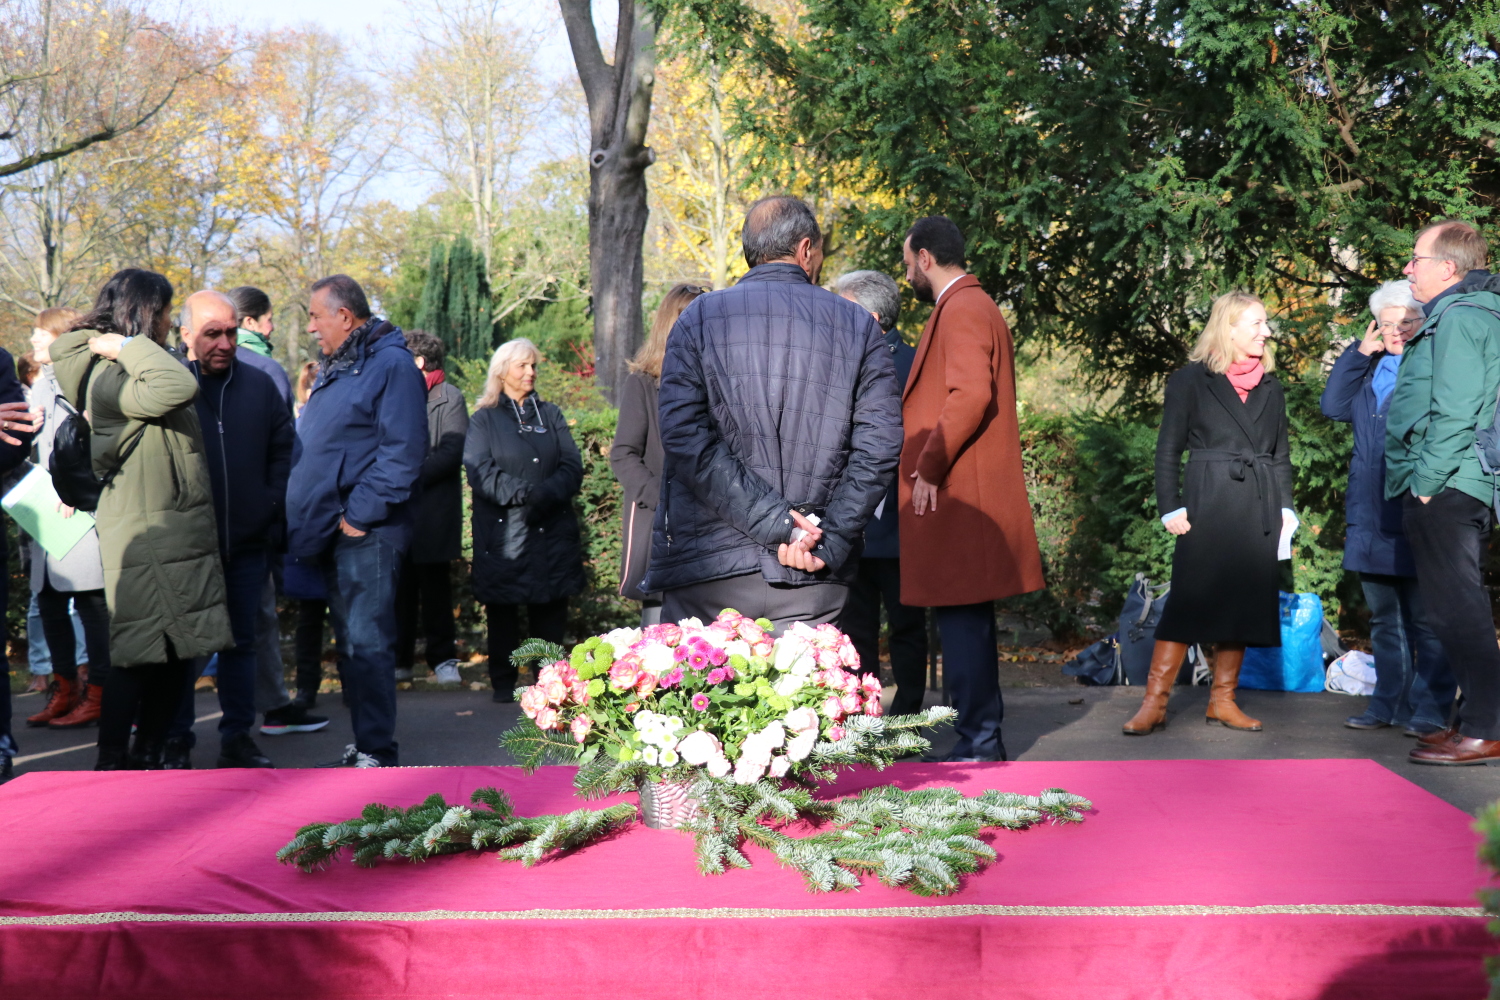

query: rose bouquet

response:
[507,610,911,789]
[280,612,1092,895]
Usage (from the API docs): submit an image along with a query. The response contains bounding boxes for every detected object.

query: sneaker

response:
[432,659,463,684]
[394,667,414,682]
[317,743,386,768]
[261,704,331,736]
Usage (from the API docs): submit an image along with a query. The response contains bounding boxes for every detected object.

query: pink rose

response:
[537,662,565,686]
[519,685,547,718]
[841,672,860,695]
[823,695,844,720]
[635,672,657,697]
[543,679,569,706]
[534,707,561,730]
[570,715,593,743]
[608,658,641,690]
[569,677,590,703]
[652,623,683,646]
[624,702,640,713]
[840,692,860,714]
[860,672,883,695]
[863,694,883,717]
[784,707,819,733]
[737,620,766,644]
[827,725,846,741]
[751,640,774,658]
[678,729,723,766]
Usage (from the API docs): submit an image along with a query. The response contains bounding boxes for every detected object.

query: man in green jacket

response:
[1385,219,1500,765]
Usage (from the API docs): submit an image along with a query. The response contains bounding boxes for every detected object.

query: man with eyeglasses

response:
[1385,219,1500,765]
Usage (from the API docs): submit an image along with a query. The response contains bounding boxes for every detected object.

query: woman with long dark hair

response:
[51,269,232,769]
[610,284,707,625]
[1123,291,1295,736]
[464,338,584,702]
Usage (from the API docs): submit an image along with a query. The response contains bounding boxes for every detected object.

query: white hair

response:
[478,337,540,409]
[1368,280,1417,319]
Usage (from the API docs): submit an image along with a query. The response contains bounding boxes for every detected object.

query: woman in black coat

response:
[609,284,705,626]
[1124,291,1296,736]
[464,338,584,702]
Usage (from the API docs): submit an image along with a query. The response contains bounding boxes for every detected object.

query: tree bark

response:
[558,0,655,402]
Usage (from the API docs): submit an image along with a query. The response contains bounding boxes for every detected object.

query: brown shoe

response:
[1409,733,1500,766]
[48,683,103,729]
[1123,641,1188,735]
[1205,646,1262,731]
[1416,727,1457,747]
[25,677,78,727]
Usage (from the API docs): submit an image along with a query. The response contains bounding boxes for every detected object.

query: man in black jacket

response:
[0,352,38,782]
[396,329,468,683]
[645,197,903,629]
[166,290,307,769]
[834,270,928,713]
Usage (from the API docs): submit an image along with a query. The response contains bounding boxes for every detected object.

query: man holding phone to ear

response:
[646,196,902,631]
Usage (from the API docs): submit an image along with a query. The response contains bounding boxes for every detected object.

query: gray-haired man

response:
[834,271,927,713]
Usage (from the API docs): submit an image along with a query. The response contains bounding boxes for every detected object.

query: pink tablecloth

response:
[0,759,1489,999]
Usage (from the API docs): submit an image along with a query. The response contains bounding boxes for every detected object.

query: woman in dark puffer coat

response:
[464,338,584,702]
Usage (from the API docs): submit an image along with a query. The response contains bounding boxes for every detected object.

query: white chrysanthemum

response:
[659,748,680,767]
[642,746,659,765]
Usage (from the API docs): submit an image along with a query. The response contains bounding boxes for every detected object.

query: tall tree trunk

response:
[558,0,655,402]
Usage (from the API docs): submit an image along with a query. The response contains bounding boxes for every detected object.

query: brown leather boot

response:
[49,683,103,729]
[26,677,78,727]
[1205,646,1262,731]
[1123,641,1189,735]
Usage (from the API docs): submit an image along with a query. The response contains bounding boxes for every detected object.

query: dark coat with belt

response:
[412,378,468,563]
[898,276,1045,606]
[464,394,585,606]
[645,263,903,592]
[609,369,662,602]
[863,329,915,561]
[1153,362,1293,647]
[1320,344,1415,577]
[191,357,294,556]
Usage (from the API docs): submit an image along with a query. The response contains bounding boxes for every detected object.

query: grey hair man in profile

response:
[833,271,928,713]
[643,197,904,630]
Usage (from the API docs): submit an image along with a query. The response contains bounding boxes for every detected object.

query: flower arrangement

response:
[279,612,1092,895]
[511,610,894,788]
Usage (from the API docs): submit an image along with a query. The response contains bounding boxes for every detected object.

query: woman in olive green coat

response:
[51,269,231,770]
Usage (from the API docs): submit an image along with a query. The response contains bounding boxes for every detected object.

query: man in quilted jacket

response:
[645,196,903,631]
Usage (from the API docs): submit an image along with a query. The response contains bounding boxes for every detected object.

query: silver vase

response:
[637,777,701,829]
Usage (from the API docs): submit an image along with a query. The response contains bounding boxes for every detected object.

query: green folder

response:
[2,464,94,559]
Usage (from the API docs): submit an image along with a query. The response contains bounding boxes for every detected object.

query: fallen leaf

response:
[455,710,473,716]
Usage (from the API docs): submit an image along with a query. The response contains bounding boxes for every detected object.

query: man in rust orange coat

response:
[899,216,1045,762]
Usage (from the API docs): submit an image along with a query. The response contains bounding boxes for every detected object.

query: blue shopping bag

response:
[1240,592,1326,693]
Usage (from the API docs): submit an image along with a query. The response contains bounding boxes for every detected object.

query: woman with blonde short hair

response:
[1123,291,1296,736]
[464,338,585,701]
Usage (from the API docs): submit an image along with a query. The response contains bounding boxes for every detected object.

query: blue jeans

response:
[169,548,266,747]
[934,601,1004,759]
[323,531,400,765]
[1360,572,1456,729]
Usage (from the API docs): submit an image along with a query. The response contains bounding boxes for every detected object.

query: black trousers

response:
[36,585,111,688]
[395,558,457,670]
[98,645,190,752]
[1403,489,1500,740]
[487,599,568,694]
[662,573,848,633]
[838,558,927,715]
[934,601,1005,760]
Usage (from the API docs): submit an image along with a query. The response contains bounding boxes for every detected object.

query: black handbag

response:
[48,357,141,512]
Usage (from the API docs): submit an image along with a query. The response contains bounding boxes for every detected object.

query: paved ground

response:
[10,680,1497,816]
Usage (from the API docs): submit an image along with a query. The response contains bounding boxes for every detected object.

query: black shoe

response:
[217,732,274,769]
[921,748,1008,763]
[492,689,515,703]
[292,690,318,710]
[261,703,330,736]
[1344,713,1390,730]
[162,736,194,770]
[95,746,130,771]
[128,739,165,770]
[1404,722,1447,738]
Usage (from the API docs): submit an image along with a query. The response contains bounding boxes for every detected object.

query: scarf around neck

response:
[424,368,446,393]
[1225,357,1265,402]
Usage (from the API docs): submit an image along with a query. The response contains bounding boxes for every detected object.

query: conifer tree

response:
[416,236,495,361]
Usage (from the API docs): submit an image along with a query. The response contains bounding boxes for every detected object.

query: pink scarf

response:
[1225,358,1264,402]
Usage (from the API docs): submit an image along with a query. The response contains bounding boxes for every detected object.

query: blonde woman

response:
[1123,291,1296,736]
[463,338,584,702]
[609,284,707,625]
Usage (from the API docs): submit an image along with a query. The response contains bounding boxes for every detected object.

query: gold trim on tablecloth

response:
[0,903,1483,926]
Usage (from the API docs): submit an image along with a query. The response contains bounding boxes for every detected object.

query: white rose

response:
[678,729,723,766]
[602,627,642,653]
[724,639,751,660]
[785,730,817,762]
[783,707,819,734]
[706,753,731,778]
[772,636,810,674]
[678,617,705,630]
[640,642,675,676]
[768,755,790,778]
[773,673,805,697]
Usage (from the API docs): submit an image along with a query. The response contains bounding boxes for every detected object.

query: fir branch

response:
[510,637,569,673]
[499,720,582,771]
